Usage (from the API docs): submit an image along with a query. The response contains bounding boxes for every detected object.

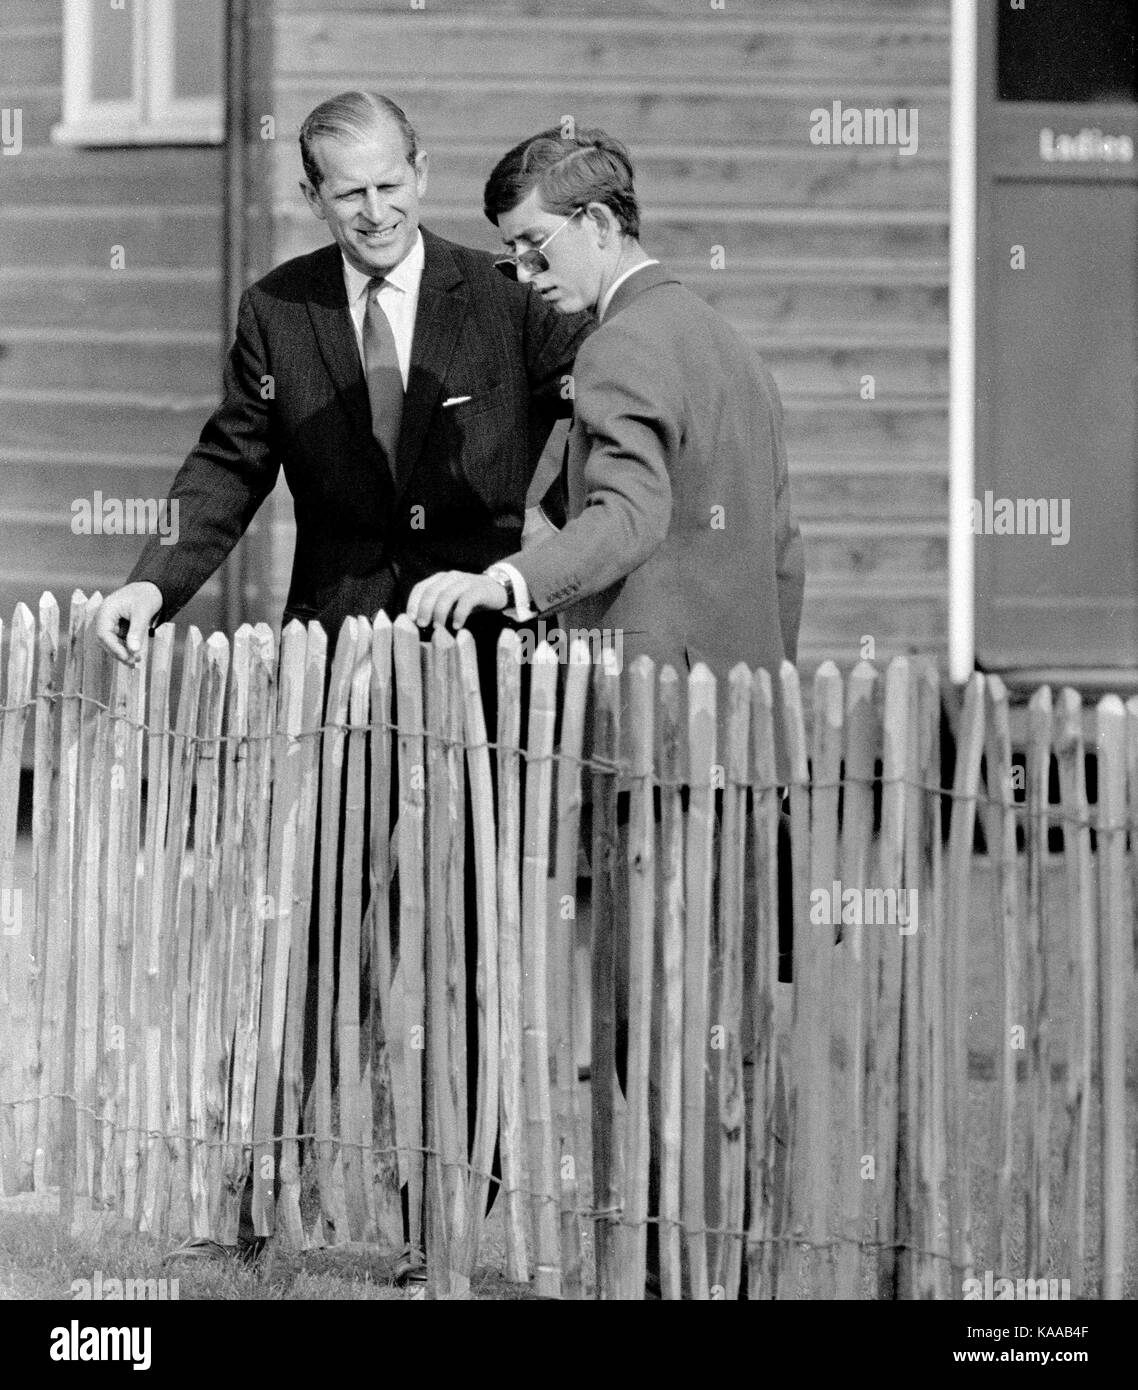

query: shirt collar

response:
[342,228,426,304]
[598,259,660,322]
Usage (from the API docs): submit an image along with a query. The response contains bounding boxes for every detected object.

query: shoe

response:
[161,1235,267,1267]
[162,1237,236,1264]
[392,1244,427,1288]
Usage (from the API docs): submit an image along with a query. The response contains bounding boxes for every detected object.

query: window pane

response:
[173,0,223,100]
[89,0,135,103]
[998,0,1138,103]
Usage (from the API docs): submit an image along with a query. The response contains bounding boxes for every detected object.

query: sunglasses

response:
[494,206,584,280]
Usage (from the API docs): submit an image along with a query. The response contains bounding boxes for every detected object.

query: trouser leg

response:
[612,788,795,1295]
[238,616,534,1245]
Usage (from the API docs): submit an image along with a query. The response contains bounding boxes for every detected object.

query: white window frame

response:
[53,0,224,147]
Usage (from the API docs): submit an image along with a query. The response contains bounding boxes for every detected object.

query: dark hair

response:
[483,126,640,238]
[299,91,419,188]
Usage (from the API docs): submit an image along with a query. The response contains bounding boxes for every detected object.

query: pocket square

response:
[442,395,472,408]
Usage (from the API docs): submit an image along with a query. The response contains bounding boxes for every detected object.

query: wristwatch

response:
[485,564,516,610]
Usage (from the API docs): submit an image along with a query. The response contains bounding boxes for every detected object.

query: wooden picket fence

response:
[0,591,1133,1298]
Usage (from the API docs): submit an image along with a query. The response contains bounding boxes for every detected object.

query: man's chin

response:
[346,230,413,274]
[542,291,585,315]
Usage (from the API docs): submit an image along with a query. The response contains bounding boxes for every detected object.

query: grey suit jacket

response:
[510,263,805,705]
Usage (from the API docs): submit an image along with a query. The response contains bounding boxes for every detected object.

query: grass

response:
[0,1199,542,1300]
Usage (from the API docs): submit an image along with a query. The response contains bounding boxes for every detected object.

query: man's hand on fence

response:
[405,571,507,631]
[94,582,163,666]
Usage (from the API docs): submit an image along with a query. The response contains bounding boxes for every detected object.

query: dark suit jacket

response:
[127,227,591,642]
[511,263,805,693]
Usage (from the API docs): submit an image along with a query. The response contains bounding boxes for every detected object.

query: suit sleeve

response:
[763,362,806,665]
[126,289,281,625]
[508,327,678,614]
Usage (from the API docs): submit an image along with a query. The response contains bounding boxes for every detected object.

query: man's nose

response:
[516,261,537,285]
[362,188,385,223]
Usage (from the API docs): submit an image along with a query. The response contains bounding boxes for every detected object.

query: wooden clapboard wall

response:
[264,0,950,669]
[0,0,229,644]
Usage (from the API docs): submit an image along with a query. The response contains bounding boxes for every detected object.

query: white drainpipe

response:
[949,0,978,683]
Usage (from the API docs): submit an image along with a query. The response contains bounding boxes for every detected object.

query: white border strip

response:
[949,0,978,682]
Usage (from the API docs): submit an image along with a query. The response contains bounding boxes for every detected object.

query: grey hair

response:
[299,91,419,187]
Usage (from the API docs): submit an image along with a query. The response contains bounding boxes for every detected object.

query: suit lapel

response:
[394,227,468,498]
[304,244,374,442]
[562,265,679,516]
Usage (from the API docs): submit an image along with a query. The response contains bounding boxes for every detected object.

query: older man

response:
[96,91,589,680]
[93,93,591,1268]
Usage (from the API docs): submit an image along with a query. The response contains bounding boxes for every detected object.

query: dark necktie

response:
[538,432,571,528]
[363,276,403,476]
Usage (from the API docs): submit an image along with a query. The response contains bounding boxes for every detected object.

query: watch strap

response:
[485,565,516,609]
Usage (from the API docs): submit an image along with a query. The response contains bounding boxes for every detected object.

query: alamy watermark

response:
[963,1271,1071,1301]
[514,619,624,672]
[71,493,179,546]
[809,881,918,935]
[809,101,918,155]
[2,887,22,936]
[966,491,1070,546]
[70,1269,179,1301]
[50,1322,152,1370]
[2,107,22,156]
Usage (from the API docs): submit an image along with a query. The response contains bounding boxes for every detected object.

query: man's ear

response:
[300,179,327,221]
[414,150,429,198]
[585,201,618,244]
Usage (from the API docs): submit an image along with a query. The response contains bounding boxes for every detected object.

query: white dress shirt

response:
[341,229,425,389]
[597,258,660,322]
